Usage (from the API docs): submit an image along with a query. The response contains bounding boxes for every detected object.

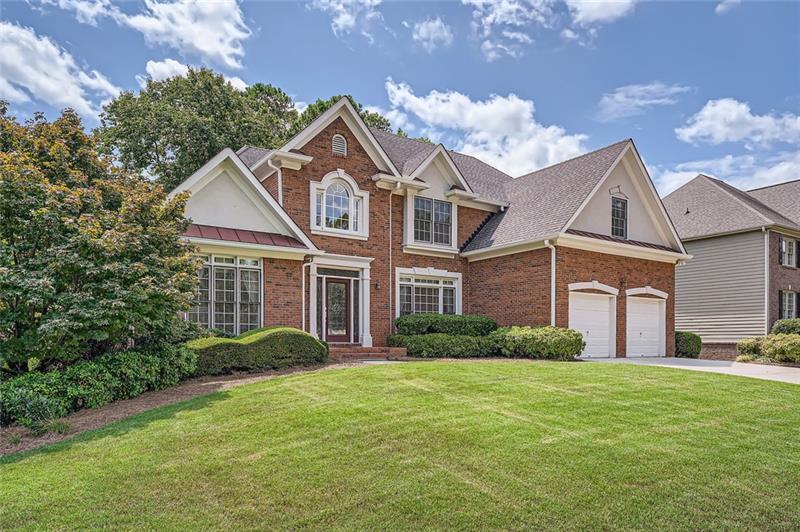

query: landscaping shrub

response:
[188,327,327,376]
[771,319,800,335]
[394,314,498,336]
[675,331,702,358]
[737,337,764,359]
[491,326,584,361]
[387,334,497,358]
[0,346,197,427]
[761,334,800,363]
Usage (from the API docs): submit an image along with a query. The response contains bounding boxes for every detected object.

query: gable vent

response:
[332,134,347,157]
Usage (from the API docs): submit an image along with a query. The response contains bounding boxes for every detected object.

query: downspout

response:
[267,158,283,206]
[389,182,400,332]
[763,226,769,334]
[302,259,312,333]
[545,240,556,326]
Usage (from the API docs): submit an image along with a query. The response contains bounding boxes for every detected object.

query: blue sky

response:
[1,0,798,194]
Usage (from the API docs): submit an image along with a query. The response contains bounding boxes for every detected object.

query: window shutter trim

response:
[796,292,800,318]
[778,236,784,265]
[778,290,784,320]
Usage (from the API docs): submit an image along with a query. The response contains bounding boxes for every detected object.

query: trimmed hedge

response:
[387,334,497,358]
[394,314,498,336]
[0,345,197,430]
[491,326,584,361]
[737,334,800,364]
[187,327,327,376]
[762,334,800,363]
[771,319,800,335]
[675,331,702,358]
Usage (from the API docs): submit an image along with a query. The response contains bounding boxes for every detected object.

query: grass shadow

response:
[0,390,232,465]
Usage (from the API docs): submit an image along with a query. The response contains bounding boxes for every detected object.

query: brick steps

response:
[329,346,407,362]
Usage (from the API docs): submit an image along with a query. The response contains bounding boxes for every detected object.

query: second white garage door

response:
[626,297,666,357]
[568,292,615,358]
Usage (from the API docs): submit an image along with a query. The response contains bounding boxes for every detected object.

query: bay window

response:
[187,255,262,335]
[398,274,459,316]
[414,197,452,246]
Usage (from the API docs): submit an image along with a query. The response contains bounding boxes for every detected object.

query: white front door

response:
[569,292,615,358]
[626,297,665,357]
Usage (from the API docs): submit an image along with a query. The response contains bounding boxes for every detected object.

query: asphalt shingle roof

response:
[463,140,631,252]
[663,175,800,240]
[747,179,800,225]
[236,146,270,167]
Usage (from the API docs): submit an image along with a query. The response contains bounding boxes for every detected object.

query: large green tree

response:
[97,68,299,191]
[97,69,399,191]
[0,104,197,376]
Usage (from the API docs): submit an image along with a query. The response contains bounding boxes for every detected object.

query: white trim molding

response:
[394,267,463,318]
[569,280,620,296]
[625,286,669,299]
[310,169,370,240]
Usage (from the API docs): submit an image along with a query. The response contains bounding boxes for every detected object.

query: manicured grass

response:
[2,361,800,529]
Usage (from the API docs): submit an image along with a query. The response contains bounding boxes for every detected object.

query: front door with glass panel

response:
[325,279,350,342]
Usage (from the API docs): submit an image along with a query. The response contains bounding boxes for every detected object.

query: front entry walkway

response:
[593,357,800,385]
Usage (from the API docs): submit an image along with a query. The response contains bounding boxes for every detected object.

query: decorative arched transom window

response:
[310,170,369,239]
[332,134,347,157]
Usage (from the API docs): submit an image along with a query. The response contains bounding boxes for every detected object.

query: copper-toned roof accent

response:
[183,224,307,249]
[565,229,679,253]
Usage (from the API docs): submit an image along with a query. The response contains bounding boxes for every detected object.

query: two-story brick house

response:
[172,98,689,357]
[664,175,800,357]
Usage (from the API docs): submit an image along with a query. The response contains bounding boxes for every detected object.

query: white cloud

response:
[135,58,247,90]
[597,82,690,122]
[385,79,587,176]
[560,27,578,40]
[41,0,251,69]
[480,39,523,61]
[309,0,384,42]
[564,0,637,25]
[653,151,800,195]
[675,98,800,147]
[715,0,741,15]
[412,17,454,52]
[0,21,120,118]
[501,30,533,43]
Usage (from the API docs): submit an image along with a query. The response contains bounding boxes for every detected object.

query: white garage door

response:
[568,293,614,358]
[626,297,665,357]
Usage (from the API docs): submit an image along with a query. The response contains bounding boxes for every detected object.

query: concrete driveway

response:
[593,357,800,385]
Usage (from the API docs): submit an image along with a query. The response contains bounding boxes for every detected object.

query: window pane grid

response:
[414,197,432,243]
[433,201,452,246]
[611,197,627,239]
[414,286,440,314]
[399,275,459,316]
[783,291,796,319]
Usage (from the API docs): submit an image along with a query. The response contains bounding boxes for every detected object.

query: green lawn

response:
[2,361,799,530]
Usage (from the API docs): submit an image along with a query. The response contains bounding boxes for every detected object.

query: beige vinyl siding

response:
[675,230,765,343]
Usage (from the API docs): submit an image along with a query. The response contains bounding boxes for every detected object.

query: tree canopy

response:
[0,105,197,376]
[96,69,402,190]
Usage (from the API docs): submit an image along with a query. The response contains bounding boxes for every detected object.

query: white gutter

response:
[545,239,556,326]
[267,158,283,206]
[302,259,312,333]
[763,226,770,334]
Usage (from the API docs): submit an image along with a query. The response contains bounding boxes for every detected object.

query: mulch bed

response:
[1,363,360,457]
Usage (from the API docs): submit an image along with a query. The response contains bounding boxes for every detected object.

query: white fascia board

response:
[408,145,474,194]
[252,150,314,172]
[461,235,557,262]
[372,173,430,191]
[278,98,401,176]
[170,148,318,251]
[626,141,689,255]
[557,233,692,263]
[186,237,323,260]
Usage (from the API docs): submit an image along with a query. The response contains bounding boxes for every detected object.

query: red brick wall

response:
[466,248,551,326]
[768,230,800,329]
[266,118,488,345]
[555,246,675,356]
[263,258,303,328]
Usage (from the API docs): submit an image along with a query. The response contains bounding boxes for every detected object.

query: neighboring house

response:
[664,175,800,356]
[171,98,689,357]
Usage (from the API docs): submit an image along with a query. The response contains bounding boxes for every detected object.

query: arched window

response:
[332,134,347,156]
[311,171,369,239]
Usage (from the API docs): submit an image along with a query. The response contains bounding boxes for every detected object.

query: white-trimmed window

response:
[414,197,452,246]
[781,290,796,319]
[186,255,262,335]
[397,270,461,316]
[611,197,627,239]
[332,134,347,157]
[780,238,796,267]
[310,170,369,239]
